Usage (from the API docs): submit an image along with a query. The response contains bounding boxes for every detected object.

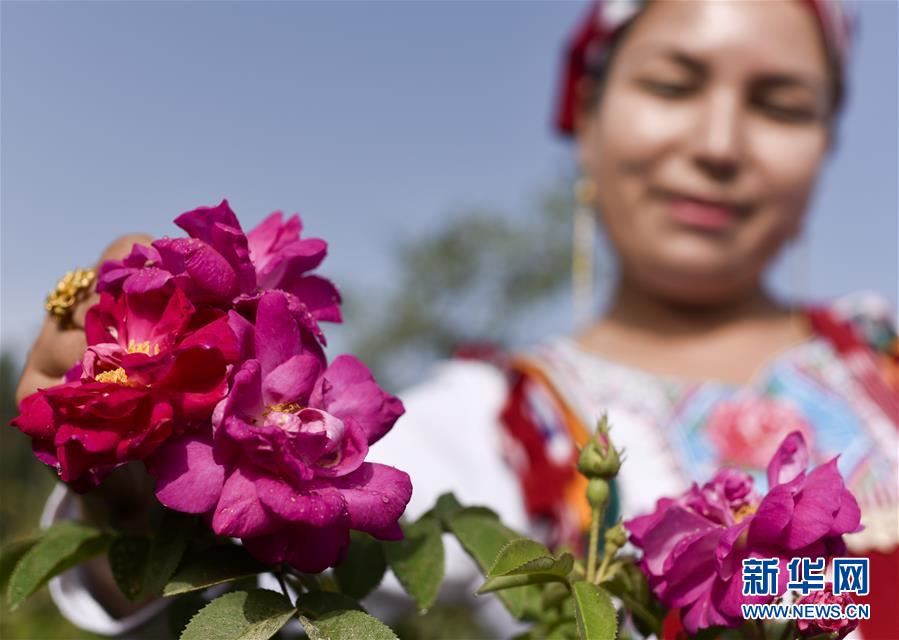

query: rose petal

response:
[262,355,322,406]
[282,274,342,323]
[254,291,303,377]
[145,431,225,514]
[212,464,279,538]
[331,462,411,539]
[767,431,809,488]
[255,475,346,526]
[311,355,404,445]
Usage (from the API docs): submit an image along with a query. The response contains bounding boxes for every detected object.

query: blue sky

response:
[2,1,896,364]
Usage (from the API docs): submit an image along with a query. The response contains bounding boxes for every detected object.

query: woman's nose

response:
[691,90,745,183]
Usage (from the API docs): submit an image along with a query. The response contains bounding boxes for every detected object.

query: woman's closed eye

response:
[638,77,699,98]
[750,78,827,124]
[752,98,818,123]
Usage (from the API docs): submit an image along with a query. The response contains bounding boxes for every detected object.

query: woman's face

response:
[577,0,832,306]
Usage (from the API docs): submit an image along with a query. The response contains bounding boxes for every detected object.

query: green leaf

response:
[422,492,463,527]
[487,539,551,577]
[163,545,267,597]
[301,609,398,640]
[477,550,575,595]
[333,531,387,600]
[139,511,196,599]
[0,536,41,596]
[508,553,574,578]
[6,521,111,610]
[571,582,617,640]
[180,589,295,640]
[602,558,665,637]
[446,509,540,620]
[108,534,151,601]
[295,591,364,618]
[298,616,329,640]
[392,604,490,640]
[383,517,444,610]
[545,620,578,639]
[476,571,569,595]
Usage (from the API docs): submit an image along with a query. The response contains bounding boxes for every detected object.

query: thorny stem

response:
[585,504,603,583]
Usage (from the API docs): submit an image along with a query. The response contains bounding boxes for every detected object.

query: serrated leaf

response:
[7,521,111,610]
[303,609,398,640]
[298,615,329,640]
[446,509,540,620]
[0,536,41,595]
[383,517,444,610]
[477,571,569,595]
[163,545,267,597]
[571,582,617,640]
[109,534,151,601]
[478,549,575,595]
[487,539,551,577]
[333,531,387,600]
[295,591,364,618]
[508,553,574,578]
[180,589,295,640]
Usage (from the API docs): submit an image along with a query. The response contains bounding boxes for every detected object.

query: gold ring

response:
[46,268,96,328]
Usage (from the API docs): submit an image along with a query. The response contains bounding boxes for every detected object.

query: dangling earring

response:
[573,177,597,328]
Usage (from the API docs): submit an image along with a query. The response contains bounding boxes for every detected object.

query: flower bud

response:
[604,521,628,552]
[577,414,622,479]
[587,478,610,508]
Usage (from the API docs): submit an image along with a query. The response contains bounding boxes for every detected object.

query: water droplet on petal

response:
[381,496,390,503]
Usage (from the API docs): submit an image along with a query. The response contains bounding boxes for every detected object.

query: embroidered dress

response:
[500,294,898,639]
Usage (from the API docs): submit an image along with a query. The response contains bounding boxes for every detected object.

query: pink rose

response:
[707,395,814,469]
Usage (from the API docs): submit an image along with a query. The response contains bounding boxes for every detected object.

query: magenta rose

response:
[11,288,238,491]
[626,432,862,634]
[98,202,341,327]
[796,587,859,639]
[98,201,256,306]
[247,212,341,323]
[147,291,410,572]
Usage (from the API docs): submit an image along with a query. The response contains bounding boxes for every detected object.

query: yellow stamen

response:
[733,504,758,523]
[263,402,304,417]
[94,367,134,386]
[127,340,159,355]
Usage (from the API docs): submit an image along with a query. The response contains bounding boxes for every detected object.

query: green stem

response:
[274,569,290,598]
[595,551,612,585]
[585,504,603,583]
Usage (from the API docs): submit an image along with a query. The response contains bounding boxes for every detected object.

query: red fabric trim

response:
[499,372,575,520]
[806,307,899,425]
[854,547,899,640]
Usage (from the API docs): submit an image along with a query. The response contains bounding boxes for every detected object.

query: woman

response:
[16,0,897,637]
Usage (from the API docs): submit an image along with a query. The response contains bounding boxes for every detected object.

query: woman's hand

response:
[15,233,154,406]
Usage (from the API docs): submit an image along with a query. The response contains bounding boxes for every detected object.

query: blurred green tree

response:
[346,182,576,390]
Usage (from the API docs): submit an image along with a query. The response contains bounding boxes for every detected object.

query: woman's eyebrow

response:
[666,52,706,76]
